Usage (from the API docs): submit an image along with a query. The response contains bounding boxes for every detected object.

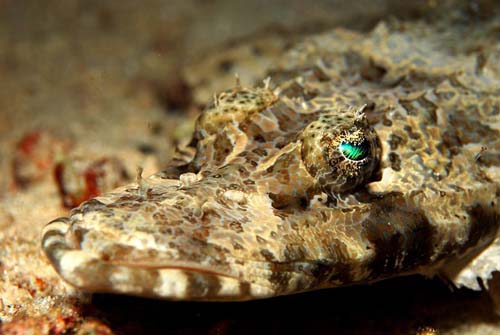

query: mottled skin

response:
[42,21,500,301]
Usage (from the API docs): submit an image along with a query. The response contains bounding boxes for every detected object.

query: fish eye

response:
[300,108,381,194]
[339,141,370,161]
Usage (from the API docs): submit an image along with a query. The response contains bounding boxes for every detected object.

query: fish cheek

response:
[360,194,437,278]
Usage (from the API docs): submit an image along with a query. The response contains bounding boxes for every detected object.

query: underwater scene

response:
[1,1,500,334]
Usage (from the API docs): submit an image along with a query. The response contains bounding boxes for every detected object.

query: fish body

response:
[42,21,500,301]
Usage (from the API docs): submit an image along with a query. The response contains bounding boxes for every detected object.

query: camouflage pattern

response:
[42,20,500,301]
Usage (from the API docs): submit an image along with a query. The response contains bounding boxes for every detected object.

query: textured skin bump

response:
[42,20,500,301]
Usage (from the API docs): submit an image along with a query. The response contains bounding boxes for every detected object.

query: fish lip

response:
[104,260,239,279]
[41,217,266,300]
[42,215,239,277]
[44,247,272,301]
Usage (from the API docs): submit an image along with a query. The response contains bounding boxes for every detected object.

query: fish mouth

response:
[42,216,274,301]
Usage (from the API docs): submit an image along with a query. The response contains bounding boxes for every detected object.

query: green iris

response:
[339,141,369,161]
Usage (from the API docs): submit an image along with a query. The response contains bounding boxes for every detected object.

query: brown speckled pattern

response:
[42,20,500,301]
